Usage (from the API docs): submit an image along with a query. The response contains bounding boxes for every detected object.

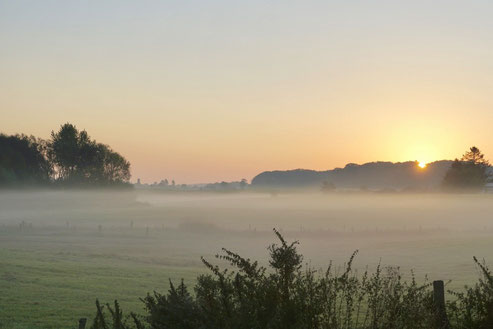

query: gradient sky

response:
[2,1,493,183]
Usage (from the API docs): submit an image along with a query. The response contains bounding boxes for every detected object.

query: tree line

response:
[0,123,130,187]
[1,124,490,191]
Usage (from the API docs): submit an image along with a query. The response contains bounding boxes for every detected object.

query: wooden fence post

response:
[78,318,87,329]
[433,280,451,329]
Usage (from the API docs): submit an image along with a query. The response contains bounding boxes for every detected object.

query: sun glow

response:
[418,161,427,169]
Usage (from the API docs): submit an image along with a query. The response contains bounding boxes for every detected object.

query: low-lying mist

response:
[2,190,493,327]
[2,190,492,281]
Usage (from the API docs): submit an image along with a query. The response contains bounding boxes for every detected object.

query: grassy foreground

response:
[0,247,202,329]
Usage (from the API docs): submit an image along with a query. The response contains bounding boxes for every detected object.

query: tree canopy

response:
[442,147,490,191]
[48,123,130,186]
[0,123,131,188]
[0,134,52,186]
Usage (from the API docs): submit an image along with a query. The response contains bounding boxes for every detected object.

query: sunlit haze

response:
[2,1,493,183]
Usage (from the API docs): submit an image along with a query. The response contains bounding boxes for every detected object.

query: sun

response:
[418,161,427,169]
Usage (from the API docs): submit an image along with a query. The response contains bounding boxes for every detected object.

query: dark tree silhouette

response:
[101,145,131,183]
[442,146,490,191]
[461,146,490,166]
[48,123,130,186]
[1,123,129,188]
[0,134,52,186]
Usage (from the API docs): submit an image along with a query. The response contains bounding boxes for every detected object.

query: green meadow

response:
[0,231,203,329]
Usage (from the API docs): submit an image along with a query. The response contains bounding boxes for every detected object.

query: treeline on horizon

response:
[251,147,492,193]
[1,122,491,192]
[0,123,130,188]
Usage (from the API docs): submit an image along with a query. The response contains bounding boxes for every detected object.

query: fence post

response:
[433,280,450,329]
[78,318,87,329]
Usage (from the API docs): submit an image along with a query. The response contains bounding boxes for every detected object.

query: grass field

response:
[0,231,204,329]
[1,191,493,328]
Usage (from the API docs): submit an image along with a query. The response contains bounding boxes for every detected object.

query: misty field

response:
[1,191,493,329]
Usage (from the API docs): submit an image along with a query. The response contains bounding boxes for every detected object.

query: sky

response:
[1,0,493,184]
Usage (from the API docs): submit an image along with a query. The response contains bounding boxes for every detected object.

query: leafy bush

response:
[89,229,492,329]
[447,257,493,329]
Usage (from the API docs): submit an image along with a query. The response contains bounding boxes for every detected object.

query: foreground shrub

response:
[90,229,492,329]
[447,257,493,329]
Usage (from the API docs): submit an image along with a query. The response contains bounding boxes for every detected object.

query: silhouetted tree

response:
[101,145,131,183]
[48,123,81,180]
[48,123,130,186]
[0,134,52,186]
[462,147,490,166]
[442,147,490,191]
